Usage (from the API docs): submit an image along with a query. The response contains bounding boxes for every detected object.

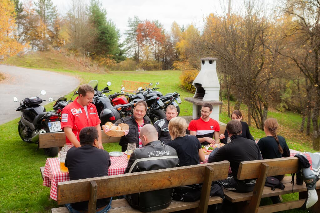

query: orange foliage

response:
[136,20,165,47]
[0,0,28,59]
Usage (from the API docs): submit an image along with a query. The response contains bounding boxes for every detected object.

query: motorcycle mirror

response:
[138,87,142,91]
[121,87,125,91]
[48,97,53,102]
[149,83,153,86]
[13,97,18,102]
[40,90,46,95]
[156,82,159,85]
[107,82,111,86]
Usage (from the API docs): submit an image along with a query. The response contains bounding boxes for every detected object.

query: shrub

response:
[173,61,194,70]
[110,58,138,71]
[180,69,199,93]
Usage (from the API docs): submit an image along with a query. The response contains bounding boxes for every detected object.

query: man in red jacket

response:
[61,84,103,149]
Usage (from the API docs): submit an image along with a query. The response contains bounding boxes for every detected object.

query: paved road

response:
[0,65,80,125]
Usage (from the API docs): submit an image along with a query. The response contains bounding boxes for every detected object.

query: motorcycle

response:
[15,91,60,157]
[89,80,121,125]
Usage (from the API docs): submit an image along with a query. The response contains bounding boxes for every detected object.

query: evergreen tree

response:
[88,0,124,60]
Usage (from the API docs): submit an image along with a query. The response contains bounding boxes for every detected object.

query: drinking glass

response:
[127,143,136,160]
[59,152,68,173]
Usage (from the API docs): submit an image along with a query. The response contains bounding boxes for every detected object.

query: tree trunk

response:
[248,105,251,126]
[312,96,320,150]
[300,110,306,133]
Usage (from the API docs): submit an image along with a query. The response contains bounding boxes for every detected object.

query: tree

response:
[124,16,141,61]
[203,3,282,130]
[34,0,58,50]
[0,0,27,59]
[88,0,122,59]
[281,0,320,150]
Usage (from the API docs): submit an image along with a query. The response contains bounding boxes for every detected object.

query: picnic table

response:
[43,153,128,201]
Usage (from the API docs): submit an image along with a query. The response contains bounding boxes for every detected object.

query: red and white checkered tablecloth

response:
[43,154,128,201]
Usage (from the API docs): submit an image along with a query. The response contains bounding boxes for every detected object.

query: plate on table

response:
[109,151,123,157]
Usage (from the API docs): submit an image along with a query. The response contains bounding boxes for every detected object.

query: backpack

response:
[264,176,285,191]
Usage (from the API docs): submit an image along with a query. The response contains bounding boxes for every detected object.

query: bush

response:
[110,58,138,71]
[180,69,199,93]
[139,60,162,71]
[173,61,194,70]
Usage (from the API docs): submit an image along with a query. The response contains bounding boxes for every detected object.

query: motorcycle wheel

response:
[18,120,31,142]
[44,147,59,157]
[150,109,166,124]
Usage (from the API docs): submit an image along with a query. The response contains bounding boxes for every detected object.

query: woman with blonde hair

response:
[167,117,205,166]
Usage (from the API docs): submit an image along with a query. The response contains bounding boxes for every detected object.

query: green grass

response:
[1,52,317,212]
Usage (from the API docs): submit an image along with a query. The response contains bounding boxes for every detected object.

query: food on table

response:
[103,122,129,137]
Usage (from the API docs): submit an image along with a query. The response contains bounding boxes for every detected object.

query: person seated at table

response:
[154,105,179,144]
[65,126,112,213]
[114,100,151,152]
[220,110,254,144]
[125,124,179,212]
[167,117,205,166]
[188,103,220,145]
[257,118,290,204]
[208,120,262,193]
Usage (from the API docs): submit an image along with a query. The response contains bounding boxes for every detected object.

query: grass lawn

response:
[0,62,316,212]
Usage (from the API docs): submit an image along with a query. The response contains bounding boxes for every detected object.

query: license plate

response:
[157,100,164,107]
[48,121,62,132]
[176,97,182,104]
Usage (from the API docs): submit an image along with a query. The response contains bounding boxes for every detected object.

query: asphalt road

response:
[0,65,80,125]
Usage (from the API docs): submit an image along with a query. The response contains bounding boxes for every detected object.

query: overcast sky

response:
[52,0,276,40]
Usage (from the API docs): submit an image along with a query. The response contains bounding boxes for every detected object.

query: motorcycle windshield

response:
[88,80,98,91]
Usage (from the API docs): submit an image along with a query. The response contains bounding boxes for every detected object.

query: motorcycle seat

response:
[33,113,47,126]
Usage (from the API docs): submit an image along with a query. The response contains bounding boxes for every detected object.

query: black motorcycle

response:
[89,80,121,125]
[16,95,60,157]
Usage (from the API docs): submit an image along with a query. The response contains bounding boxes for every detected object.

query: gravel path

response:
[0,65,80,125]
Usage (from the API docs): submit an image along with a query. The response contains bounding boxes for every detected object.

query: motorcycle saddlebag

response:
[23,97,42,107]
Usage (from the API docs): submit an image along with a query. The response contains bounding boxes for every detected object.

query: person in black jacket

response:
[65,127,112,213]
[125,124,179,212]
[220,110,254,144]
[153,105,178,144]
[209,120,261,193]
[114,100,151,152]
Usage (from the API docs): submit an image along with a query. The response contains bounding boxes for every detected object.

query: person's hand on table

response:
[204,137,215,144]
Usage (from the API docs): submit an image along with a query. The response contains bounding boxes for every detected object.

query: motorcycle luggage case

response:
[23,97,43,107]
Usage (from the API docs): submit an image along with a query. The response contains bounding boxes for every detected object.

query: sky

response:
[52,0,276,40]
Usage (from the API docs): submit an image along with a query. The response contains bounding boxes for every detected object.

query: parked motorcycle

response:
[89,80,121,125]
[15,91,60,157]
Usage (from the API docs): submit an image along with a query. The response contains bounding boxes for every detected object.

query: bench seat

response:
[225,176,320,203]
[51,196,223,213]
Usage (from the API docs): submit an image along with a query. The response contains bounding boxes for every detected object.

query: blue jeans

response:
[65,198,112,213]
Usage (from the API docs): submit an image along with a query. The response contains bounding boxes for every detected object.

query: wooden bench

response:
[39,130,120,148]
[122,80,150,93]
[51,161,230,213]
[224,157,320,213]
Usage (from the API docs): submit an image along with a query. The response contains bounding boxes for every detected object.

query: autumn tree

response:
[0,0,27,59]
[203,3,282,130]
[281,0,320,150]
[136,20,165,60]
[64,0,96,52]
